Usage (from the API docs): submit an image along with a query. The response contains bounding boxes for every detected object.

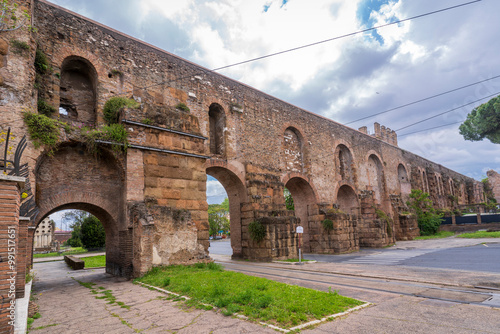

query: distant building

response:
[54,230,72,245]
[34,218,55,251]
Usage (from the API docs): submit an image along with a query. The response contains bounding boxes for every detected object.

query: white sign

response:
[296,226,303,234]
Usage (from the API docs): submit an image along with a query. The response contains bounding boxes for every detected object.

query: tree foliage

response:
[284,187,294,211]
[208,198,230,237]
[80,215,105,249]
[459,95,500,144]
[406,189,443,236]
[63,210,105,249]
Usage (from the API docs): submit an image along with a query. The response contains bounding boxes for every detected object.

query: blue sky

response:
[44,0,500,212]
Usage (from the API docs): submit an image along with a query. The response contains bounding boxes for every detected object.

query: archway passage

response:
[337,185,359,214]
[35,143,128,276]
[59,56,98,124]
[206,166,246,258]
[284,176,316,252]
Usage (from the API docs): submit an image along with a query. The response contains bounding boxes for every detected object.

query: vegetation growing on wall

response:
[9,39,29,55]
[248,220,266,242]
[37,99,56,116]
[375,208,393,237]
[406,189,443,236]
[175,102,190,112]
[103,97,140,125]
[23,112,59,153]
[321,219,334,231]
[0,0,35,32]
[82,123,128,154]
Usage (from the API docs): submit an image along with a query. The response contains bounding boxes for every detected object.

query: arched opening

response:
[283,127,303,173]
[208,103,226,155]
[35,143,126,275]
[336,144,355,183]
[367,154,385,205]
[336,185,358,214]
[397,164,410,196]
[284,177,316,251]
[206,166,246,258]
[59,56,98,124]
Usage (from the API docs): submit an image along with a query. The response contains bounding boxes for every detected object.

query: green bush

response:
[406,189,443,236]
[37,99,56,116]
[321,219,333,231]
[103,97,139,125]
[10,39,29,55]
[248,221,266,242]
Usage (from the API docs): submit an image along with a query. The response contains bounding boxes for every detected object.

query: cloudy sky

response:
[45,0,500,209]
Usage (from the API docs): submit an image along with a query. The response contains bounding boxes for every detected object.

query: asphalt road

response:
[209,239,500,273]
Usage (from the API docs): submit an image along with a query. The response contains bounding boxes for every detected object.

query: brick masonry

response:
[0,176,25,334]
[0,0,487,290]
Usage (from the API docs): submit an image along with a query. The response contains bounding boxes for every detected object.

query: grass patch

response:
[75,279,131,309]
[81,255,106,268]
[135,263,363,329]
[31,323,58,331]
[33,247,89,258]
[414,231,455,240]
[456,231,500,239]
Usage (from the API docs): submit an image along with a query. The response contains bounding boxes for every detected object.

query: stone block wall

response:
[487,170,500,203]
[308,212,359,254]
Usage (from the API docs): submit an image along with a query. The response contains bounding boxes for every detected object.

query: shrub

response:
[80,215,105,249]
[23,112,59,151]
[175,102,190,112]
[82,123,128,154]
[102,97,139,125]
[34,48,50,74]
[37,99,56,116]
[248,221,266,242]
[406,189,443,236]
[321,219,333,231]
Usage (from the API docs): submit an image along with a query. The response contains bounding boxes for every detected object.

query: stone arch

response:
[206,164,247,259]
[448,178,455,196]
[397,163,411,196]
[283,173,318,251]
[336,185,359,214]
[366,153,385,206]
[59,56,98,124]
[34,143,127,276]
[283,127,304,173]
[335,144,356,183]
[208,103,226,155]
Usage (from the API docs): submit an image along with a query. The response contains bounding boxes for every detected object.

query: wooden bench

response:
[64,255,84,270]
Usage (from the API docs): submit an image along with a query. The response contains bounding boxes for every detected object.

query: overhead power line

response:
[398,121,463,137]
[134,0,483,95]
[395,91,500,132]
[212,0,482,72]
[344,74,500,125]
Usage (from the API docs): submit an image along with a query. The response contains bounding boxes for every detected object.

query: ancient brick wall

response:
[308,212,359,254]
[0,0,489,282]
[0,176,24,334]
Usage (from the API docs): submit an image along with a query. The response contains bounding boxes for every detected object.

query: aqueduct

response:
[0,1,485,325]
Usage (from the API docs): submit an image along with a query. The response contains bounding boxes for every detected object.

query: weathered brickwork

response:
[0,176,24,334]
[487,170,500,203]
[0,0,486,291]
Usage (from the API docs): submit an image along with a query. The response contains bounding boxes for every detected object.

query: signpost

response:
[296,226,303,263]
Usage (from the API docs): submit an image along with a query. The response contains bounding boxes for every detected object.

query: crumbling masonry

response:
[0,1,485,320]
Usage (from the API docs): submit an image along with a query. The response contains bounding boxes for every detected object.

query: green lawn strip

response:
[33,247,89,258]
[74,279,131,309]
[135,263,364,329]
[81,255,106,268]
[456,231,500,238]
[414,231,455,240]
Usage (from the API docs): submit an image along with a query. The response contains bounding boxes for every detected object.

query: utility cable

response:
[344,74,500,125]
[398,121,463,137]
[395,91,500,132]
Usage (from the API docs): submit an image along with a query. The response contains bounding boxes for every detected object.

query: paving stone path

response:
[30,262,275,333]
